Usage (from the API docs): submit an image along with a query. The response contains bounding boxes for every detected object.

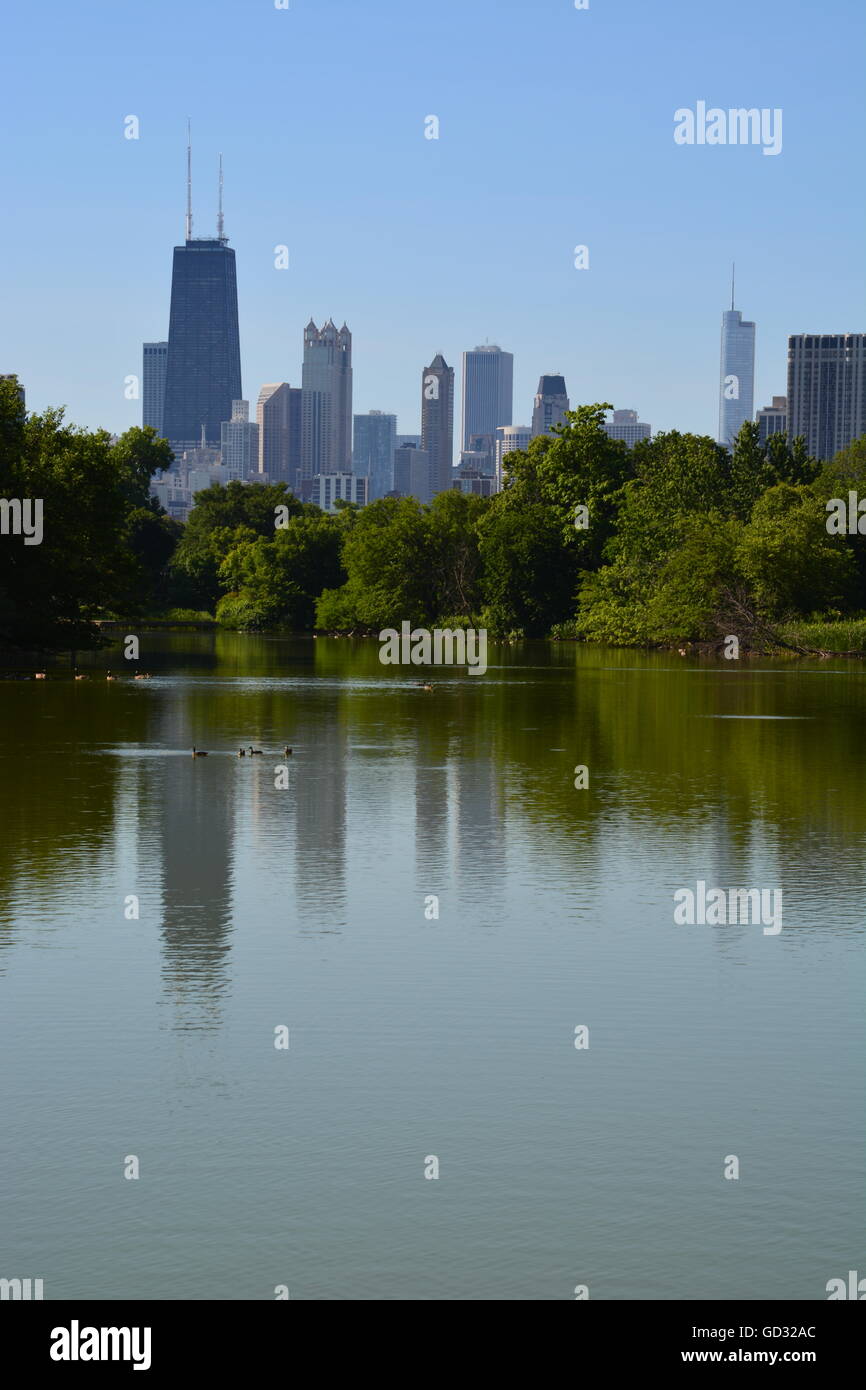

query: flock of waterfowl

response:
[192,746,293,759]
[19,669,431,760]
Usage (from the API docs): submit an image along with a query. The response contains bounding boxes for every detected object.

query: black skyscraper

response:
[161,142,242,449]
[162,239,242,448]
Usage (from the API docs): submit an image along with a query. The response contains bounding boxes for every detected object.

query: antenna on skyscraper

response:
[731,262,735,311]
[217,153,225,242]
[186,119,193,242]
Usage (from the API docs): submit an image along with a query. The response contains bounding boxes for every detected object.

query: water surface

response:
[0,636,862,1300]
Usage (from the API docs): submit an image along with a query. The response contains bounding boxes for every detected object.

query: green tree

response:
[0,380,173,650]
[217,512,345,630]
[736,483,855,619]
[315,496,434,629]
[170,480,304,610]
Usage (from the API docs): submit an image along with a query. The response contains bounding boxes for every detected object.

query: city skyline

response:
[130,159,866,470]
[2,0,862,446]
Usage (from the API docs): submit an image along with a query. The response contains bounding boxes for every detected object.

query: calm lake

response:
[0,635,862,1300]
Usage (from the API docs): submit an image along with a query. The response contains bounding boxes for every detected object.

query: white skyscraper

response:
[603,409,651,447]
[220,400,258,481]
[461,345,513,451]
[494,424,532,488]
[301,319,353,484]
[718,275,756,448]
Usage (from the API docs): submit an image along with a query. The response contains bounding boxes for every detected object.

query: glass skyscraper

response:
[162,237,242,450]
[787,335,866,461]
[353,411,397,500]
[718,307,755,448]
[142,342,168,434]
[461,345,513,451]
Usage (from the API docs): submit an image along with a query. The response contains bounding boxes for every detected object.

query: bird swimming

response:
[248,746,263,755]
[192,746,208,757]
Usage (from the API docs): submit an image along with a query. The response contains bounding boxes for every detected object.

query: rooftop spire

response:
[186,119,193,241]
[217,153,225,242]
[731,261,735,311]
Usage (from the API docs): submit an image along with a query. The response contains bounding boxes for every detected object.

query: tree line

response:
[3,377,866,653]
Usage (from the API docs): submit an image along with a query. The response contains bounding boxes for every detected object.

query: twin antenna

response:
[185,121,226,243]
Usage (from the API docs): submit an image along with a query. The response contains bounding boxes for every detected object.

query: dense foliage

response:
[0,377,176,650]
[3,376,865,653]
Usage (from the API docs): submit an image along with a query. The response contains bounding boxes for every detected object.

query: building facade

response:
[142,342,168,435]
[257,383,302,486]
[787,335,866,461]
[603,408,651,447]
[461,345,513,452]
[220,401,258,481]
[301,320,353,482]
[393,443,432,503]
[531,375,570,437]
[420,354,454,496]
[718,307,756,448]
[353,411,398,501]
[756,395,787,443]
[494,424,532,487]
[314,472,367,513]
[162,237,242,452]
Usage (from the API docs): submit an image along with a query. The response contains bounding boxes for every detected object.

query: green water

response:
[0,635,862,1300]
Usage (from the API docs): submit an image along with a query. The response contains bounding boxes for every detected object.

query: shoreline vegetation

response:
[3,379,866,661]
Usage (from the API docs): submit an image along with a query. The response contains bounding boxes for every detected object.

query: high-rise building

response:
[220,401,258,481]
[603,408,651,447]
[353,411,397,501]
[142,342,168,434]
[494,424,532,486]
[787,335,866,461]
[396,433,421,449]
[451,472,496,497]
[420,354,454,496]
[531,375,570,437]
[461,345,513,451]
[301,319,353,482]
[393,443,432,503]
[162,141,242,452]
[756,395,787,443]
[314,472,367,513]
[718,291,756,447]
[257,383,302,486]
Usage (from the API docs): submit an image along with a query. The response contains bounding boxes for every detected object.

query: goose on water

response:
[192,746,208,757]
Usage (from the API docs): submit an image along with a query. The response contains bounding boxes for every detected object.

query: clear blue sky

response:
[1,0,863,442]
